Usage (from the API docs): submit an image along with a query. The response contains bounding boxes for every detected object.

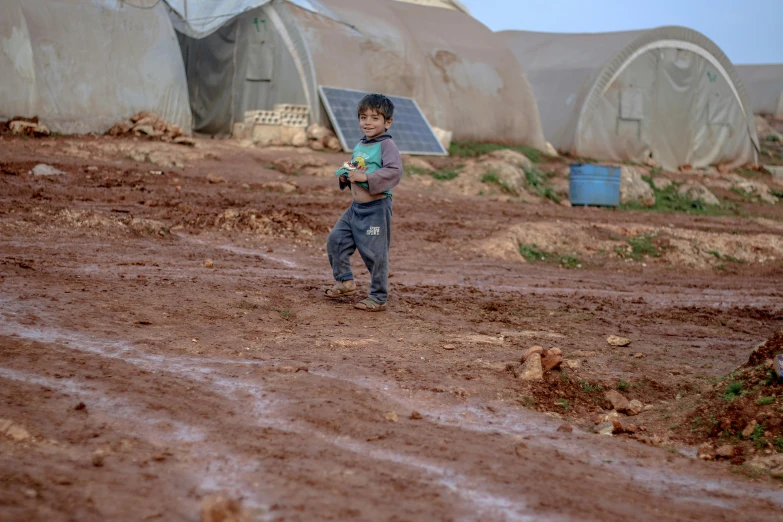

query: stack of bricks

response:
[232,104,310,145]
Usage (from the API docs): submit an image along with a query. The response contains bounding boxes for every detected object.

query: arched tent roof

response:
[499,26,758,170]
[0,0,191,134]
[736,64,783,118]
[170,0,546,147]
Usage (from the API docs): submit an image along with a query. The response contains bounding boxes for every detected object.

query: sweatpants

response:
[326,197,392,304]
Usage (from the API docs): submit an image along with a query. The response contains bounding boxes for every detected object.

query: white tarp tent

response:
[736,64,783,118]
[500,26,759,170]
[169,0,546,148]
[0,0,191,134]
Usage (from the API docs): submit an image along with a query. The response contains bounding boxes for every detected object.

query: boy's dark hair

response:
[357,93,394,121]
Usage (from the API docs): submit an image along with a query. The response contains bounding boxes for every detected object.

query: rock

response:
[5,424,30,442]
[206,173,225,184]
[306,123,331,141]
[604,390,630,412]
[9,120,50,136]
[610,417,624,434]
[108,121,133,136]
[410,411,423,420]
[91,450,105,467]
[652,177,672,190]
[477,159,528,194]
[485,149,533,171]
[291,131,308,148]
[203,259,214,269]
[200,494,251,522]
[596,421,614,436]
[715,445,736,459]
[643,404,655,412]
[698,443,716,461]
[384,411,398,423]
[595,410,621,424]
[432,126,453,150]
[515,353,544,381]
[633,353,644,359]
[624,424,639,434]
[309,140,325,151]
[677,181,720,206]
[545,142,558,157]
[727,175,778,204]
[606,335,631,347]
[134,124,157,136]
[131,111,156,123]
[540,347,563,372]
[325,136,342,151]
[620,165,655,207]
[742,419,758,439]
[261,181,297,194]
[31,164,65,176]
[174,136,196,147]
[564,359,580,369]
[521,345,544,362]
[627,399,643,416]
[403,156,435,173]
[74,402,87,411]
[557,424,573,433]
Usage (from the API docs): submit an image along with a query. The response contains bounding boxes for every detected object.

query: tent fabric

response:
[736,64,783,118]
[0,0,191,134]
[175,0,546,148]
[500,26,758,170]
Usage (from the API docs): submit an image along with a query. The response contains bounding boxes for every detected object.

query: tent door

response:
[246,16,274,82]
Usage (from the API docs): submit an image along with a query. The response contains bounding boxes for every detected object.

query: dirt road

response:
[1,135,782,521]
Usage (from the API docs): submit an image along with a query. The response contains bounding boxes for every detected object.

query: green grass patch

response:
[524,167,560,203]
[430,168,461,181]
[519,243,550,262]
[771,188,783,199]
[627,233,660,260]
[722,381,746,401]
[775,436,783,452]
[758,396,776,406]
[276,309,293,319]
[448,141,549,163]
[558,255,581,269]
[621,176,731,215]
[617,379,630,392]
[708,250,743,264]
[579,380,603,393]
[555,398,570,410]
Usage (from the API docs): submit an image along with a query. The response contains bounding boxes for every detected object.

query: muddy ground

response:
[1,133,783,521]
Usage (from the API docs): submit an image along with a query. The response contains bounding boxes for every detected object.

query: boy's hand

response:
[348,168,368,183]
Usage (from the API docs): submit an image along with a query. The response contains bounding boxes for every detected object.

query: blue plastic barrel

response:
[569,163,621,207]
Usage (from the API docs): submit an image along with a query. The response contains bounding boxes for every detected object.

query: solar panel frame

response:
[318,86,448,156]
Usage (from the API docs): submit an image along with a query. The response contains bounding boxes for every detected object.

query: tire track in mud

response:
[0,296,550,521]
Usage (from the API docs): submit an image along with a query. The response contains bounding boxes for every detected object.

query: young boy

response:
[324,93,403,311]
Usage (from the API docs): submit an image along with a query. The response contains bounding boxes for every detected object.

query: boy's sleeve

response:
[367,140,403,195]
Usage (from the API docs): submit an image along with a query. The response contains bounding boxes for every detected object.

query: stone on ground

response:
[677,181,720,206]
[521,345,544,362]
[652,177,672,190]
[715,444,736,459]
[604,390,630,412]
[31,164,65,176]
[485,149,533,171]
[515,352,543,381]
[606,335,631,347]
[200,494,251,522]
[697,443,716,461]
[540,347,563,372]
[620,166,655,207]
[627,399,643,416]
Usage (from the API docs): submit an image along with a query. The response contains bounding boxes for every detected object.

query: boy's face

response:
[359,109,392,139]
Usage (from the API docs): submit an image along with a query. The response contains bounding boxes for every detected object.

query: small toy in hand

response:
[340,161,359,171]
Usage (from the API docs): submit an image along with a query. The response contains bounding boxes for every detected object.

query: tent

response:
[736,64,783,118]
[0,0,191,134]
[170,0,546,148]
[499,26,759,170]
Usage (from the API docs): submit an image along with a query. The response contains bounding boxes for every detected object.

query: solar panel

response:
[318,86,448,156]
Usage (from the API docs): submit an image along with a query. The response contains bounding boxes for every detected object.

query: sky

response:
[460,0,783,65]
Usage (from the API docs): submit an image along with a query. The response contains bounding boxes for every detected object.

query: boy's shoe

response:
[354,298,386,312]
[324,281,357,298]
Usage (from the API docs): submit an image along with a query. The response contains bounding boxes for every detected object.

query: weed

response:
[519,243,549,262]
[579,380,603,393]
[560,370,571,383]
[559,255,581,269]
[758,396,775,406]
[524,167,560,203]
[771,188,783,199]
[774,437,783,452]
[520,395,537,408]
[406,166,431,176]
[731,465,766,479]
[766,134,781,143]
[627,233,660,260]
[617,379,630,392]
[481,170,513,193]
[430,166,462,181]
[721,381,746,401]
[276,309,293,319]
[749,423,765,441]
[264,164,276,170]
[555,398,570,410]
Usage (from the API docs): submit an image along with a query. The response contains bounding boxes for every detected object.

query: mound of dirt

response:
[680,330,783,463]
[107,112,193,146]
[191,208,329,238]
[1,116,50,137]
